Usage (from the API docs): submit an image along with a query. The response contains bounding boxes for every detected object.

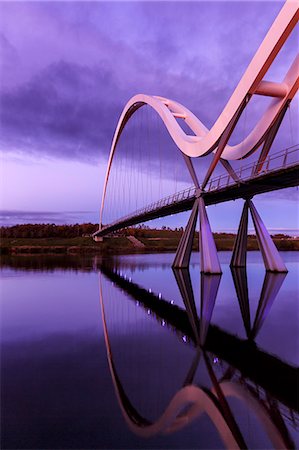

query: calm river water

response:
[1,251,298,449]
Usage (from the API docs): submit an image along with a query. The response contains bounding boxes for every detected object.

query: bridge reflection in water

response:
[99,263,297,449]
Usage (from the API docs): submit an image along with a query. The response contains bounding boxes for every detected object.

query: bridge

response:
[94,145,299,236]
[94,0,299,274]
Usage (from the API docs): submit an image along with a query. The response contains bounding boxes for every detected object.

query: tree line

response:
[0,223,98,238]
[0,223,294,240]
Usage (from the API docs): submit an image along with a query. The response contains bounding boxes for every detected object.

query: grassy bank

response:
[1,231,298,255]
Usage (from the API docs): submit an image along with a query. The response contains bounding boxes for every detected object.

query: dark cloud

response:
[0,0,297,167]
[0,61,125,160]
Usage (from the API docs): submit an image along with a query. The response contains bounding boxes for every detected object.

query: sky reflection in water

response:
[1,252,298,449]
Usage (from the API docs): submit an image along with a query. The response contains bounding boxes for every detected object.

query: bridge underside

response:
[94,164,298,238]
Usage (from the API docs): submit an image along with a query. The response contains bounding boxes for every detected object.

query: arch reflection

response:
[99,264,297,449]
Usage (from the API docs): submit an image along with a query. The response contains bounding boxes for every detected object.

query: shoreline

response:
[1,234,298,255]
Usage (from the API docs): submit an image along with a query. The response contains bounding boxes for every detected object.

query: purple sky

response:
[0,1,298,230]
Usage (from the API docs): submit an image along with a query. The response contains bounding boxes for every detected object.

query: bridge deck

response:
[95,158,299,237]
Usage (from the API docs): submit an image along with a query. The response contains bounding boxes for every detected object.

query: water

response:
[1,252,298,449]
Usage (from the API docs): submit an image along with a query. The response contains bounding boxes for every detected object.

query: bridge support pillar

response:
[231,199,287,272]
[173,200,198,268]
[248,200,288,272]
[173,197,222,274]
[230,200,249,267]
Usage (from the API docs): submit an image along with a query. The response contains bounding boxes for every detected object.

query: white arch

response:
[100,0,298,226]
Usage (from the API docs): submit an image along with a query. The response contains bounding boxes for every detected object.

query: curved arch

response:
[99,1,298,226]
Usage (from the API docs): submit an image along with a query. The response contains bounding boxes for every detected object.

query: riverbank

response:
[1,233,298,255]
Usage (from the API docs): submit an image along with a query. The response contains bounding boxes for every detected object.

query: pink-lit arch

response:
[100,0,298,225]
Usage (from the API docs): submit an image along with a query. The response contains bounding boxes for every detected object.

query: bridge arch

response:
[95,0,298,275]
[99,1,298,226]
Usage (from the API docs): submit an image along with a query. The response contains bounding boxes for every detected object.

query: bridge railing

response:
[105,145,298,230]
[207,144,299,191]
[107,185,198,229]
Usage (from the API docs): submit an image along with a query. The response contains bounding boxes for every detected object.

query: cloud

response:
[0,61,124,161]
[0,0,297,169]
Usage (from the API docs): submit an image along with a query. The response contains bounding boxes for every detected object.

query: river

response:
[1,251,298,449]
